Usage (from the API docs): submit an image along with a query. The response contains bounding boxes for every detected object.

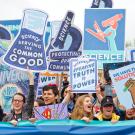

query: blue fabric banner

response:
[0,120,135,135]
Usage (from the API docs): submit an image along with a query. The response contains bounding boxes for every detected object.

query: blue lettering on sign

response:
[41,77,56,83]
[73,79,95,89]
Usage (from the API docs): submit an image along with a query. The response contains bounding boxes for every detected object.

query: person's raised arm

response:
[62,85,72,104]
[28,70,34,86]
[96,84,103,103]
[25,70,35,118]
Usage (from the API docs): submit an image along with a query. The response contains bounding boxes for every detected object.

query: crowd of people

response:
[0,71,135,126]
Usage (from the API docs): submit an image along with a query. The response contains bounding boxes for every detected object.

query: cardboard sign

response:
[83,9,125,69]
[70,58,97,93]
[34,103,68,120]
[109,62,135,108]
[4,9,48,72]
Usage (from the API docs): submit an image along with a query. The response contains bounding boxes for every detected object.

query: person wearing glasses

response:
[2,71,34,126]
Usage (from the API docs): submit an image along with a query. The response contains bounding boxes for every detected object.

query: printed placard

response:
[83,9,125,69]
[70,58,97,93]
[109,62,135,108]
[3,9,48,72]
[34,103,68,120]
[36,73,57,96]
[46,11,82,72]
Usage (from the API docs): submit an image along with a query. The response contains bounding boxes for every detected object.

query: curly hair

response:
[71,94,93,120]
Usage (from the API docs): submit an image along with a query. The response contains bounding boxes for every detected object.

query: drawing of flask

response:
[4,9,48,72]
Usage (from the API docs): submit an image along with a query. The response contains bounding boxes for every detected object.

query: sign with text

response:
[3,9,48,72]
[70,58,97,93]
[36,73,57,96]
[0,61,38,113]
[46,11,82,72]
[83,9,125,69]
[109,62,135,109]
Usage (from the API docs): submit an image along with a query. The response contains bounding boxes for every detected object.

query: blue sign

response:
[47,11,82,72]
[0,20,21,57]
[91,0,113,8]
[83,9,125,69]
[0,62,38,113]
[4,9,48,72]
[130,50,135,61]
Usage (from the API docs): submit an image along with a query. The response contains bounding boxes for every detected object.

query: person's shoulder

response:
[2,113,13,122]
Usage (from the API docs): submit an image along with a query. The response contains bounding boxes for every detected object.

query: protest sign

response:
[109,62,135,108]
[4,9,48,72]
[83,9,125,69]
[47,11,82,72]
[0,60,38,113]
[34,103,68,120]
[70,58,97,93]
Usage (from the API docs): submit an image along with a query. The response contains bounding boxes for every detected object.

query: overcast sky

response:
[0,0,134,41]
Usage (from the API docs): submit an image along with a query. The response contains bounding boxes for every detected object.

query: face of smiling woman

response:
[83,97,92,114]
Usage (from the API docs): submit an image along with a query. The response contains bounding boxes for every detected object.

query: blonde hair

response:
[71,94,93,120]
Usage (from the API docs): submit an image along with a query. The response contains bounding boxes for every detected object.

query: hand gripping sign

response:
[4,9,48,72]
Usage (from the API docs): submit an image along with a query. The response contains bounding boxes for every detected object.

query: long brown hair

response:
[71,94,93,120]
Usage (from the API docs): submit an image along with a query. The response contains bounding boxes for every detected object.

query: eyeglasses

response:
[13,99,23,103]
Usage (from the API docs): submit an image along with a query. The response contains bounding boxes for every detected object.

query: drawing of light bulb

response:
[1,83,22,113]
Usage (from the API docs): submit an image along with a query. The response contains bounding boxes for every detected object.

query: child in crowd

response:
[71,94,93,122]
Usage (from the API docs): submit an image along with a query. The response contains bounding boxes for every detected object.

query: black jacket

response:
[0,106,4,121]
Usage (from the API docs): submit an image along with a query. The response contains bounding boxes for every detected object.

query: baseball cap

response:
[101,96,114,107]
